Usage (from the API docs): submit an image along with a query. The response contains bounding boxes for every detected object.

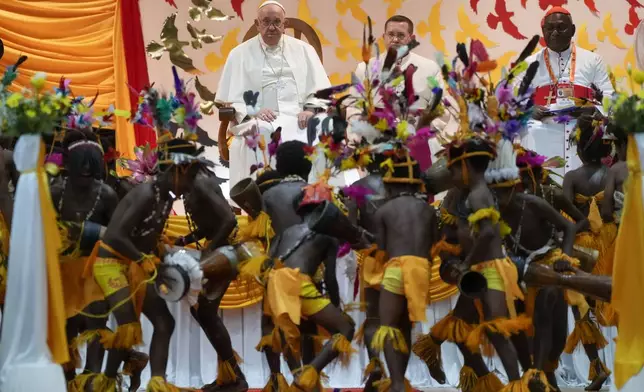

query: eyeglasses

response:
[260,19,284,28]
[386,32,408,41]
[543,25,570,34]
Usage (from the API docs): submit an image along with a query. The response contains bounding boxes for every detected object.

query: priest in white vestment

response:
[347,15,455,189]
[215,1,331,191]
[519,6,613,180]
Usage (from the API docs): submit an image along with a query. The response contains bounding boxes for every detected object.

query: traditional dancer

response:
[602,122,628,224]
[51,128,119,385]
[176,164,245,392]
[343,155,391,391]
[562,113,615,390]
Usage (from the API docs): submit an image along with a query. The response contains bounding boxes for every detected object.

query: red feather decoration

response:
[584,0,600,15]
[164,0,177,8]
[538,0,567,10]
[470,0,480,14]
[231,0,245,20]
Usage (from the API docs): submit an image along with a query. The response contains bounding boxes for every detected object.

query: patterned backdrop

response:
[140,0,644,197]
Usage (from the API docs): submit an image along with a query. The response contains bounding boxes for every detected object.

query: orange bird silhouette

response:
[625,0,643,35]
[487,0,527,40]
[470,0,480,14]
[539,0,567,10]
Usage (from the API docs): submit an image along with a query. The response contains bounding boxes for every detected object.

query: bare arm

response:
[374,208,387,252]
[520,193,577,255]
[324,237,340,307]
[552,188,589,232]
[463,188,497,268]
[199,181,237,251]
[601,167,616,223]
[102,188,152,261]
[346,197,359,226]
[562,171,575,203]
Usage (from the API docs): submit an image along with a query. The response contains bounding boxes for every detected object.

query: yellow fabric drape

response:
[164,215,264,309]
[35,141,68,364]
[0,0,136,161]
[612,134,644,389]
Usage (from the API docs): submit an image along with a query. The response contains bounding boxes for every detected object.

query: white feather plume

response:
[484,139,520,184]
[348,118,381,143]
[164,249,203,307]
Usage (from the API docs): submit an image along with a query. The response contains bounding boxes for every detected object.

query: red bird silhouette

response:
[231,0,245,20]
[487,0,527,40]
[164,0,177,7]
[521,0,528,8]
[584,0,599,14]
[539,0,567,10]
[627,0,644,7]
[625,4,642,35]
[470,0,480,13]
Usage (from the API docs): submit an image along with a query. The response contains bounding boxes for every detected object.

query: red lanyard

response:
[544,44,576,85]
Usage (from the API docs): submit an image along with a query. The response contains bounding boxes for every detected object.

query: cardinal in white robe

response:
[215,0,331,191]
[520,6,614,180]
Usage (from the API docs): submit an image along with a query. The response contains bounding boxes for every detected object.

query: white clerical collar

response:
[547,45,572,58]
[259,35,283,53]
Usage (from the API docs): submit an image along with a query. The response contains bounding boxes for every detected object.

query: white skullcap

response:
[258,0,286,13]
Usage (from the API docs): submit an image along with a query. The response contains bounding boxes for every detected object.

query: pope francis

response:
[215,0,331,190]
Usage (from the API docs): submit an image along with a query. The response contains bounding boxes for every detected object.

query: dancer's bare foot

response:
[585,369,609,391]
[363,362,384,392]
[427,360,447,385]
[123,350,149,392]
[202,379,249,392]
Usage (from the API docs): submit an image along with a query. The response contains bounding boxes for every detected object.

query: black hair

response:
[63,129,104,180]
[157,139,202,172]
[385,15,414,34]
[606,121,627,148]
[448,138,495,173]
[275,140,312,179]
[575,114,612,164]
[256,169,285,194]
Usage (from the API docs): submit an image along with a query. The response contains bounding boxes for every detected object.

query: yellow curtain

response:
[612,134,644,389]
[0,0,135,159]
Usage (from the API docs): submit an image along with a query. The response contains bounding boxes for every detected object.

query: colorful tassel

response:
[465,315,532,354]
[564,318,608,353]
[371,326,409,354]
[146,376,180,392]
[472,372,504,392]
[262,373,289,392]
[430,313,474,343]
[331,333,357,367]
[589,358,612,382]
[411,333,442,367]
[103,322,143,350]
[458,366,478,392]
[363,357,385,382]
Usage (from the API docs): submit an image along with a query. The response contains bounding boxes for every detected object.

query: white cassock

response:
[346,52,456,187]
[520,44,613,181]
[216,34,331,191]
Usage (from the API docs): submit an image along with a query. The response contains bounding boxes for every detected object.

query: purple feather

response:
[495,84,513,105]
[337,242,352,258]
[341,185,375,208]
[554,114,573,124]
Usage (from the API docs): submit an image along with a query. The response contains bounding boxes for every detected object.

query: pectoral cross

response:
[546,89,557,105]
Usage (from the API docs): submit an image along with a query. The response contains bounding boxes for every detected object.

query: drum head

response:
[155,264,190,302]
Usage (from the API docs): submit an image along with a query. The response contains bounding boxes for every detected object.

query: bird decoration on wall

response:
[146,14,204,74]
[486,0,527,40]
[231,0,245,20]
[186,21,223,49]
[148,1,234,75]
[597,13,629,49]
[194,76,218,115]
[417,1,448,54]
[189,0,234,22]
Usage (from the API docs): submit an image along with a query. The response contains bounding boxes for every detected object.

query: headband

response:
[541,6,571,27]
[68,140,104,154]
[258,0,286,13]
